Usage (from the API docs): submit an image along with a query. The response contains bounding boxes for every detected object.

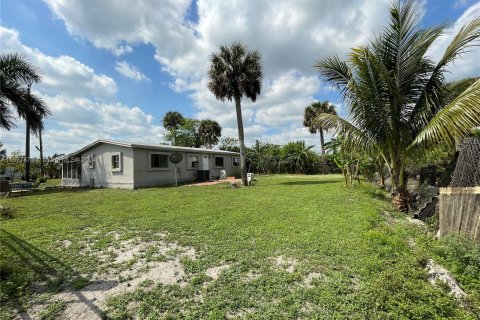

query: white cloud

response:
[427,3,480,82]
[1,93,165,155]
[26,0,480,152]
[115,61,150,81]
[0,26,117,100]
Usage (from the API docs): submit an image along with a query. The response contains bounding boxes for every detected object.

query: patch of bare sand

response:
[23,232,196,320]
[273,256,298,273]
[303,272,324,288]
[205,264,231,280]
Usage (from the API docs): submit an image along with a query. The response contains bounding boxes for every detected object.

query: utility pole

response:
[25,85,31,181]
[39,127,44,177]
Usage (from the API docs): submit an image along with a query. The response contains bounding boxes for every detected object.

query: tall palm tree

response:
[208,42,263,185]
[198,119,222,149]
[162,111,184,145]
[314,0,480,207]
[303,101,337,174]
[0,53,49,130]
[1,53,49,181]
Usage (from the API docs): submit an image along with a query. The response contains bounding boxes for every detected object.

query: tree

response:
[208,42,263,185]
[0,53,49,130]
[198,119,222,149]
[303,101,337,174]
[314,0,480,209]
[219,137,240,152]
[1,53,50,181]
[162,111,185,145]
[0,142,6,160]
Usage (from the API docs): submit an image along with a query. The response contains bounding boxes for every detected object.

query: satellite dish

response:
[169,152,183,164]
[169,152,183,187]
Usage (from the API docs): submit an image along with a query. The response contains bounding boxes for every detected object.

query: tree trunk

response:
[25,86,31,182]
[25,120,31,181]
[234,95,248,185]
[320,129,326,174]
[39,128,44,177]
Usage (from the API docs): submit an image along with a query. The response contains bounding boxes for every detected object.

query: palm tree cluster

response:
[1,53,50,181]
[313,0,480,207]
[162,111,222,149]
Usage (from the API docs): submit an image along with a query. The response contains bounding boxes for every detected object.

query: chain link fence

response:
[450,137,480,187]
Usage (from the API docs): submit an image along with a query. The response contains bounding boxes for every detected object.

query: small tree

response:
[162,111,184,145]
[198,119,222,149]
[303,101,337,174]
[208,42,263,185]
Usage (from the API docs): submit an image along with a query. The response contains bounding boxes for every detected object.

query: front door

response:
[202,155,209,170]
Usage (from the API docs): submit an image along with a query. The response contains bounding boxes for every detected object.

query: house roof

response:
[65,139,240,158]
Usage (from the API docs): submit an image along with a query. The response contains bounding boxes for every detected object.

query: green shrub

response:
[0,206,15,220]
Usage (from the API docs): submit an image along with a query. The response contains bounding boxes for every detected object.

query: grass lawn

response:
[0,175,478,319]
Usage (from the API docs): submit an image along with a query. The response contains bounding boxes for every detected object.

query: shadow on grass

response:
[362,186,391,201]
[0,229,105,318]
[280,180,337,186]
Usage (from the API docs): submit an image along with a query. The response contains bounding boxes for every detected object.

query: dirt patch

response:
[273,256,298,273]
[205,264,231,280]
[24,232,196,320]
[303,272,324,288]
[244,270,262,281]
[226,307,256,318]
[426,259,467,300]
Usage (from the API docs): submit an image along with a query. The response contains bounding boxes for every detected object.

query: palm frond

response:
[314,56,352,95]
[411,79,480,148]
[314,113,378,155]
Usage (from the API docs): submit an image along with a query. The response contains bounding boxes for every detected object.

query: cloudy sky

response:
[1,0,479,156]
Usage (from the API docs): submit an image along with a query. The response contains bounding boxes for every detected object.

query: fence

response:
[438,187,480,242]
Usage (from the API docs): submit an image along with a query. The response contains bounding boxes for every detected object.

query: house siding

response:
[79,144,135,189]
[61,140,240,189]
[133,148,240,188]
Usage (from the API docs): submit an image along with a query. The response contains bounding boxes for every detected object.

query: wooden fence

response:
[438,187,480,242]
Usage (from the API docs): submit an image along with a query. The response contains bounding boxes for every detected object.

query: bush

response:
[0,206,15,220]
[38,178,47,183]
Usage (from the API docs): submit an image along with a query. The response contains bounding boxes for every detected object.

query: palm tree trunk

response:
[25,120,30,181]
[319,129,327,174]
[234,95,248,185]
[39,128,44,177]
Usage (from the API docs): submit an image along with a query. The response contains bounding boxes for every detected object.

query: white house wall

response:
[133,148,240,188]
[80,144,134,189]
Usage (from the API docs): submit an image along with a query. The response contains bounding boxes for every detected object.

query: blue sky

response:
[1,0,479,155]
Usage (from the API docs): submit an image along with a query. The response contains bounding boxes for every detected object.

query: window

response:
[111,152,122,172]
[214,156,224,168]
[88,154,95,169]
[149,152,169,170]
[232,156,240,167]
[187,154,199,169]
[112,155,120,169]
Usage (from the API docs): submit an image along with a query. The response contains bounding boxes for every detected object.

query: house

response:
[60,139,241,189]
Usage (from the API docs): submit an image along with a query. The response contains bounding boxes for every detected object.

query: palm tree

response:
[1,53,49,181]
[0,53,49,130]
[208,42,263,185]
[314,0,480,209]
[162,111,184,145]
[303,101,337,174]
[198,119,222,149]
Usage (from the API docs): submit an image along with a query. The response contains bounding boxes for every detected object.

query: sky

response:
[1,0,479,156]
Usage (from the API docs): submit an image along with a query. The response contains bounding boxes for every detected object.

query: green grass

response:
[0,175,478,319]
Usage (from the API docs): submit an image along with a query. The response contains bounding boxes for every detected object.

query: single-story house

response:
[60,139,241,189]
